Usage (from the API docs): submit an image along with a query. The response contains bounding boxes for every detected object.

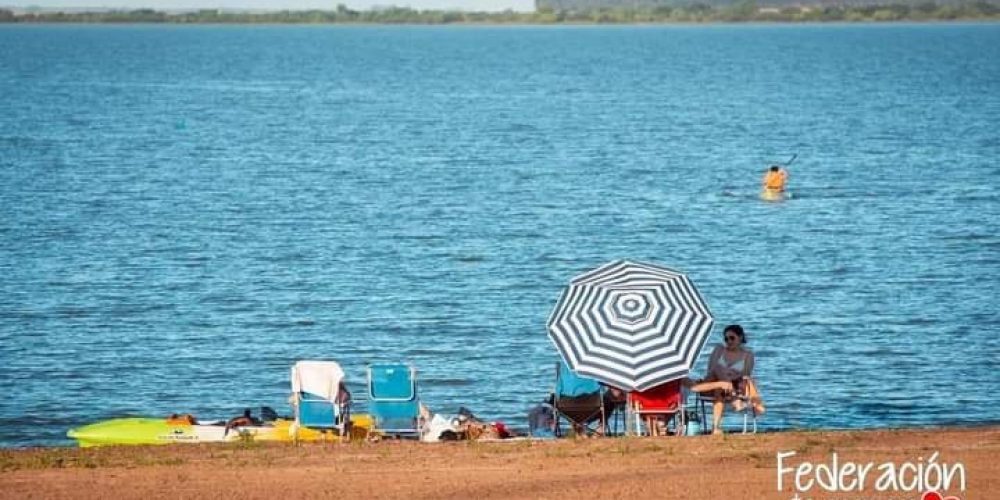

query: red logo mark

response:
[922,491,961,500]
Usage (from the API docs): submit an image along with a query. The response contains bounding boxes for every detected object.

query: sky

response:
[5,0,536,11]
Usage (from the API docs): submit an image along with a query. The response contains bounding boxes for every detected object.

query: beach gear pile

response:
[67,360,516,446]
[420,407,514,442]
[69,259,737,446]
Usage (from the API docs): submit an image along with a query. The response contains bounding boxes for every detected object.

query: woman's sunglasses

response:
[725,335,739,342]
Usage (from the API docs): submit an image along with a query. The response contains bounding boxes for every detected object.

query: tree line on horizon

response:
[1,1,998,24]
[536,0,998,8]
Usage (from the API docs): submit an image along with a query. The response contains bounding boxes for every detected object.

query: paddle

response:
[780,154,796,199]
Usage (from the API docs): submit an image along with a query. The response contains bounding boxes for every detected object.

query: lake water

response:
[1,23,998,447]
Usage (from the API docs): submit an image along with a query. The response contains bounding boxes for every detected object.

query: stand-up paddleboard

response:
[760,188,791,202]
[68,415,373,447]
[68,418,260,447]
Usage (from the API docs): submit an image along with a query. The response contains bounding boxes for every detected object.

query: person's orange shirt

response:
[763,169,788,191]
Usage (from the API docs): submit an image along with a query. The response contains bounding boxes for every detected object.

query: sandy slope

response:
[2,427,997,499]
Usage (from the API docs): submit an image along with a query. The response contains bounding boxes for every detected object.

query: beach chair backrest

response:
[632,379,684,412]
[299,397,339,425]
[556,361,602,397]
[368,364,416,401]
[367,364,420,436]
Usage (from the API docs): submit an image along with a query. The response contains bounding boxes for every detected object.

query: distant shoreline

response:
[3,19,1000,26]
[2,4,999,25]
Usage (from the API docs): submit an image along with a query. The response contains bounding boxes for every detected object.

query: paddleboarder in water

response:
[760,161,792,202]
[762,165,788,193]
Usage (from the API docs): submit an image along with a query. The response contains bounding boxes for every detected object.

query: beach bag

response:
[527,404,555,436]
[166,413,197,425]
[421,414,458,442]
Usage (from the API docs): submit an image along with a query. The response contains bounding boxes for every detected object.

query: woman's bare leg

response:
[688,382,732,434]
[690,380,733,394]
[744,378,765,415]
[712,394,725,434]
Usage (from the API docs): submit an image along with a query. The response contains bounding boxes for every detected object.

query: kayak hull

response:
[68,415,373,447]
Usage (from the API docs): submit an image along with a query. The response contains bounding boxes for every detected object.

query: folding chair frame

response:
[629,389,687,437]
[696,391,758,435]
[367,364,424,439]
[290,361,350,442]
[292,393,350,440]
[552,363,607,437]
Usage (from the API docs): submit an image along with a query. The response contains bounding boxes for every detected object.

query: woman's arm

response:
[743,350,755,378]
[705,345,721,380]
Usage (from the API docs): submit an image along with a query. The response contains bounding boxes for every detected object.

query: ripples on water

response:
[1,24,999,447]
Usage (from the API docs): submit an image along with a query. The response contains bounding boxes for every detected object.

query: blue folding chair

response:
[553,361,606,437]
[367,363,422,438]
[290,360,350,439]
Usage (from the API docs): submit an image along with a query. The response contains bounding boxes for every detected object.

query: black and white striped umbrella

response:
[547,260,714,392]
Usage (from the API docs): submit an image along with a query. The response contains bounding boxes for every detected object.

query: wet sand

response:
[2,427,997,499]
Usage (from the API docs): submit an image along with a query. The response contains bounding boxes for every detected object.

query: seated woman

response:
[686,324,765,435]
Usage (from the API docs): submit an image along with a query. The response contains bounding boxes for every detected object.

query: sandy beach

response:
[2,427,996,499]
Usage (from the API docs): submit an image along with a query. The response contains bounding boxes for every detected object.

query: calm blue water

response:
[1,23,999,447]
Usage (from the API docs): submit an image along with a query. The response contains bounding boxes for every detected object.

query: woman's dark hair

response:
[723,324,747,344]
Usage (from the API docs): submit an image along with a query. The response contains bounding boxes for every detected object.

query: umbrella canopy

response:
[547,260,714,392]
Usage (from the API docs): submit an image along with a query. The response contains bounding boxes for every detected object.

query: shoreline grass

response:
[2,425,996,472]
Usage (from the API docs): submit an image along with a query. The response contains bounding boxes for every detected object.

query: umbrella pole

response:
[626,392,634,436]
